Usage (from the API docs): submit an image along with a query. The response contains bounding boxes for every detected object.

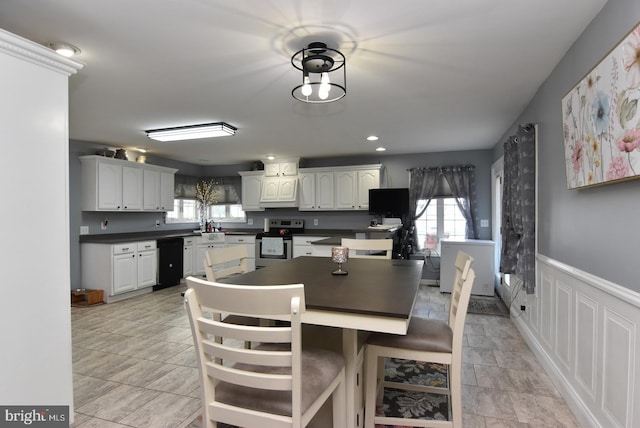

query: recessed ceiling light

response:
[367,135,379,141]
[267,155,275,160]
[48,41,80,57]
[376,147,386,152]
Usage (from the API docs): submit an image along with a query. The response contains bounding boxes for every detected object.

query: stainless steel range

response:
[255,219,304,268]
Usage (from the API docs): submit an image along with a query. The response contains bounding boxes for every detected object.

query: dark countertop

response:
[79,229,201,244]
[79,226,398,244]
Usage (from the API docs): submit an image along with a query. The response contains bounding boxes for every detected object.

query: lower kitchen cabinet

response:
[81,240,157,303]
[183,237,195,277]
[292,236,328,258]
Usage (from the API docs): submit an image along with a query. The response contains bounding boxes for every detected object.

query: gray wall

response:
[492,0,640,292]
[70,140,493,289]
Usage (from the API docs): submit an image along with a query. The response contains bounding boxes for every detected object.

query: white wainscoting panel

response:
[555,280,572,371]
[602,309,635,427]
[512,255,640,428]
[575,292,597,401]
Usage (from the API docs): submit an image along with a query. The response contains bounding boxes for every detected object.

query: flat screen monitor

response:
[368,188,409,217]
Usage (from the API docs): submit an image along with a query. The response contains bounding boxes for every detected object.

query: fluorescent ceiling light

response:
[146,122,236,142]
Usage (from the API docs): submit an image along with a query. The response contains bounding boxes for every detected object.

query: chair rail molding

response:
[511,254,640,428]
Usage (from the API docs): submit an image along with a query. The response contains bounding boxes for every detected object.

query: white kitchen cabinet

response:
[299,171,335,211]
[183,237,195,277]
[293,236,328,258]
[335,167,381,210]
[96,161,123,210]
[312,244,332,257]
[238,171,264,211]
[335,170,357,209]
[136,241,157,288]
[112,245,137,294]
[264,159,298,176]
[356,169,380,210]
[160,171,175,211]
[122,165,144,210]
[143,168,161,210]
[225,235,256,272]
[143,168,176,211]
[82,158,143,211]
[261,176,298,203]
[81,240,157,303]
[80,155,176,212]
[298,172,316,210]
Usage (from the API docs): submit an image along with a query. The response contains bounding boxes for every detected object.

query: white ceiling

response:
[0,0,607,166]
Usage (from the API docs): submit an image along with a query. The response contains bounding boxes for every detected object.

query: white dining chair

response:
[340,238,393,259]
[203,245,258,348]
[184,276,347,428]
[203,244,249,281]
[363,251,475,428]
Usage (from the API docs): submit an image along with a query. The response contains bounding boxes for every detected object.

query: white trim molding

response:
[511,254,640,428]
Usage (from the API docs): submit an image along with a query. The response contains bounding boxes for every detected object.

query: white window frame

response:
[414,197,466,254]
[166,198,245,224]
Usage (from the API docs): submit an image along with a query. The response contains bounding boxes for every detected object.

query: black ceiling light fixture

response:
[291,42,346,103]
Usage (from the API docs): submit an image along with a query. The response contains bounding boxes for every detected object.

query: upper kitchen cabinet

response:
[142,167,175,211]
[259,157,300,208]
[80,155,177,212]
[264,159,298,177]
[238,171,264,211]
[325,165,382,211]
[299,170,335,210]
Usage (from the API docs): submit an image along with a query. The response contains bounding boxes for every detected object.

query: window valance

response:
[174,175,240,204]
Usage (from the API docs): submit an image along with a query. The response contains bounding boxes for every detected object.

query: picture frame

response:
[562,20,640,189]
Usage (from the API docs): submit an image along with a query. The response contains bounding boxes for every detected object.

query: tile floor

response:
[70,283,579,427]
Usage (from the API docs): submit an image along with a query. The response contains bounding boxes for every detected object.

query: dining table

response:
[223,255,424,427]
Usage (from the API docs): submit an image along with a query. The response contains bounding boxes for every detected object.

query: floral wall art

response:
[562,21,640,189]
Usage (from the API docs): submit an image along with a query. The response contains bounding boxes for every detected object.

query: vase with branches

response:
[196,179,218,230]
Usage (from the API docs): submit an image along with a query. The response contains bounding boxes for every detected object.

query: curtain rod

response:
[406,164,475,172]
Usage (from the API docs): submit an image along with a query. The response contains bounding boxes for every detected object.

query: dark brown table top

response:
[224,256,424,319]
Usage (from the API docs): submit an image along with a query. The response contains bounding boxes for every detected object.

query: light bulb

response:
[320,72,331,93]
[301,76,312,97]
[318,89,329,100]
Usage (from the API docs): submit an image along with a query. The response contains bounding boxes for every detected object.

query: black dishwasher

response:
[154,237,184,290]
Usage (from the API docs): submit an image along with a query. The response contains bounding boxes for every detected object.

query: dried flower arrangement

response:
[196,179,218,224]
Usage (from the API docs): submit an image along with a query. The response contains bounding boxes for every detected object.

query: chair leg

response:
[376,356,384,405]
[332,369,347,428]
[449,363,462,428]
[364,346,379,428]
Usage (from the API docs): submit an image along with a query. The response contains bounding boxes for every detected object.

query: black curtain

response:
[500,124,536,294]
[407,165,479,252]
